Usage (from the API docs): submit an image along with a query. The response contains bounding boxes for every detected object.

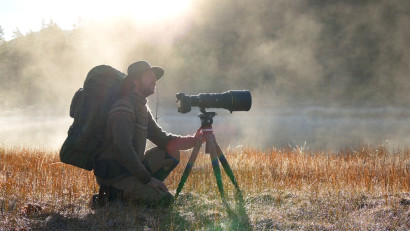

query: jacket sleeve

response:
[147,110,181,150]
[110,110,151,184]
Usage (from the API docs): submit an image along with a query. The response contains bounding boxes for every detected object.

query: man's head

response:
[121,61,164,98]
[133,69,157,97]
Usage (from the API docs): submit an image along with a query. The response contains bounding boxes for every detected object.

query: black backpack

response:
[60,65,126,170]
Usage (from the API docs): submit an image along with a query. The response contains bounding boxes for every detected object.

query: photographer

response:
[94,61,204,207]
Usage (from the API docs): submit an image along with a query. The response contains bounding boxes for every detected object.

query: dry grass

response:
[0,145,409,230]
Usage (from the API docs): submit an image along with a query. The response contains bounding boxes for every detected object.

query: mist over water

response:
[156,106,410,150]
[0,0,409,150]
[2,105,410,151]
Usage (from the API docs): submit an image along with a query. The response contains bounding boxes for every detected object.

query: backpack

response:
[60,65,126,170]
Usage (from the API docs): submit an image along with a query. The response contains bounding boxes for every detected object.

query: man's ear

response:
[132,78,140,86]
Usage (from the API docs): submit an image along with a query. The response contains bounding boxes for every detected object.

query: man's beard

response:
[140,85,155,97]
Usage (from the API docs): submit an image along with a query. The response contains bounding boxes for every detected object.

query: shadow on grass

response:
[31,202,191,230]
[29,191,253,230]
[173,192,252,230]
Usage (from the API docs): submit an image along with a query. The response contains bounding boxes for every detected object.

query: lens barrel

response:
[176,90,252,113]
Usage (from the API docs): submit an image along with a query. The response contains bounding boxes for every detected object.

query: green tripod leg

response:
[215,143,245,203]
[215,142,250,228]
[205,132,235,216]
[174,140,202,200]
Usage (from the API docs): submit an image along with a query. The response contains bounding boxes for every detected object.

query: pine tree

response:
[0,26,5,44]
[12,27,23,38]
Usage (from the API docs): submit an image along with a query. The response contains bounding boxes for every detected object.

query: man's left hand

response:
[193,128,206,144]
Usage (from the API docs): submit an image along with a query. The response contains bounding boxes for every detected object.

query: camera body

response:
[176,90,252,113]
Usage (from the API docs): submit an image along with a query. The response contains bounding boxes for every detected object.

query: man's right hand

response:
[147,177,168,193]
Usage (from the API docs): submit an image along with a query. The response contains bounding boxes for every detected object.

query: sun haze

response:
[0,0,193,40]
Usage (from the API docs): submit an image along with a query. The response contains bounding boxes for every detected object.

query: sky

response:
[0,0,192,41]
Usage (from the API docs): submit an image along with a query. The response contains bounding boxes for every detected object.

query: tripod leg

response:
[215,142,246,204]
[174,140,202,200]
[206,134,235,215]
[214,140,250,227]
[215,143,241,193]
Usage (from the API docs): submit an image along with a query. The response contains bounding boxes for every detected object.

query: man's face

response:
[134,69,157,97]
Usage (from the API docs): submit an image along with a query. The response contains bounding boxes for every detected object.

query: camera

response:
[176,90,252,113]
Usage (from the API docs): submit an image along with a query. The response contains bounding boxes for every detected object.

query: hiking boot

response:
[90,186,125,209]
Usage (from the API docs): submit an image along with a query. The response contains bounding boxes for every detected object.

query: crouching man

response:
[93,61,203,207]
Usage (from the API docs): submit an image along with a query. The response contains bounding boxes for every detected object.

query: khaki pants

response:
[96,147,179,205]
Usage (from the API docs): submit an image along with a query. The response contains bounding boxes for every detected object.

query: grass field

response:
[0,145,409,230]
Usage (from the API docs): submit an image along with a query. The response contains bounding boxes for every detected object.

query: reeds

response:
[1,145,409,230]
[167,146,409,196]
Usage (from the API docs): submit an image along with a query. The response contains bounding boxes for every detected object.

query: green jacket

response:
[95,92,179,184]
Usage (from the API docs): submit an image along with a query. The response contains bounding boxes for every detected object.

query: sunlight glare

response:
[123,0,192,22]
[5,0,193,38]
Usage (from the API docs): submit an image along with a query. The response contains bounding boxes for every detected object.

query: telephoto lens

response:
[176,90,252,113]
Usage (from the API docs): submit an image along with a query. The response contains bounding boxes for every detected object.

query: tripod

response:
[174,109,245,214]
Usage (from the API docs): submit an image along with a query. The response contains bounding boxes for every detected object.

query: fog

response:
[0,0,409,150]
[2,106,410,150]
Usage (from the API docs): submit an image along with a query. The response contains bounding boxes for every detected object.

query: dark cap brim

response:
[150,66,164,80]
[124,66,164,81]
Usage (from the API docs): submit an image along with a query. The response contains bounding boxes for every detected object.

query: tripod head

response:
[199,108,216,127]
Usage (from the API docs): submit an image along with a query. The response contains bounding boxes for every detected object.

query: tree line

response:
[0,0,409,112]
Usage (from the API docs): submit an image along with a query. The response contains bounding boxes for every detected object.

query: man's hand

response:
[147,177,168,193]
[166,128,206,153]
[184,128,206,148]
[193,128,206,144]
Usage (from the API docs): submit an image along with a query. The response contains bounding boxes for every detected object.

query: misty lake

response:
[1,106,410,151]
